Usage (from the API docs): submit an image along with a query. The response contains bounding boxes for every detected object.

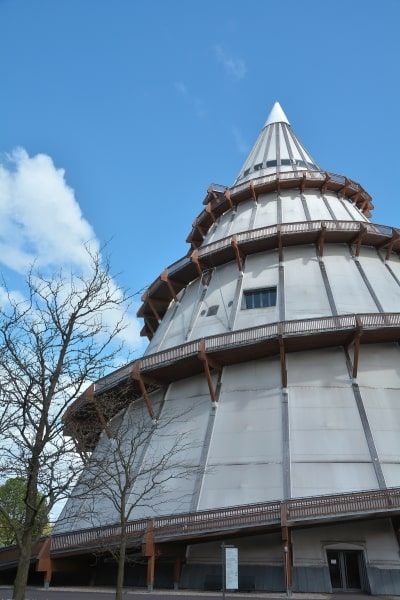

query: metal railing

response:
[50,486,400,553]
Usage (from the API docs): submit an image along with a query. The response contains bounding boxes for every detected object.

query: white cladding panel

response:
[229,200,254,235]
[198,463,283,509]
[324,192,352,220]
[289,386,371,462]
[199,360,283,509]
[346,200,368,221]
[303,191,331,221]
[356,343,400,388]
[160,279,202,349]
[287,347,350,388]
[129,375,214,518]
[362,388,400,462]
[253,193,277,229]
[189,262,238,339]
[323,245,377,313]
[207,209,233,243]
[291,462,378,497]
[284,245,332,319]
[358,247,400,311]
[234,251,279,329]
[281,190,306,223]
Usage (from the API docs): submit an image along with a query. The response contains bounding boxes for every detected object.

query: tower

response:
[56,102,400,594]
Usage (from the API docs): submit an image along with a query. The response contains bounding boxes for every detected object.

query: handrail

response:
[188,169,373,246]
[50,485,400,553]
[139,219,400,333]
[72,311,400,409]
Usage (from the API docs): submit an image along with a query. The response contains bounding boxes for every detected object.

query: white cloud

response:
[0,148,144,351]
[215,45,247,81]
[173,81,207,118]
[232,126,250,154]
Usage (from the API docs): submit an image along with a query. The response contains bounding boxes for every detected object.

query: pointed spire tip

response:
[264,101,290,127]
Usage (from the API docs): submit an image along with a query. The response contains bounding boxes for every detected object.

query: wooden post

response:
[131,362,155,420]
[281,503,293,597]
[143,521,156,591]
[36,537,53,589]
[198,339,220,403]
[173,557,182,590]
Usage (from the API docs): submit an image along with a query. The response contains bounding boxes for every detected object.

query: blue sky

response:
[0,0,399,353]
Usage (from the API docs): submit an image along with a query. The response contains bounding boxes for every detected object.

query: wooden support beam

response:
[378,230,400,261]
[321,173,330,194]
[131,362,156,420]
[161,270,178,302]
[300,171,307,193]
[349,316,363,379]
[350,224,367,257]
[224,189,233,209]
[198,339,220,403]
[250,181,257,203]
[278,334,287,388]
[196,225,205,239]
[206,202,216,223]
[360,199,369,213]
[277,226,283,262]
[142,521,156,591]
[143,293,161,322]
[317,222,327,257]
[173,557,183,590]
[190,249,203,278]
[337,177,349,196]
[36,537,53,588]
[280,503,293,596]
[231,235,245,272]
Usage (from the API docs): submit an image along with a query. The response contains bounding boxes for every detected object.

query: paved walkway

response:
[0,588,398,600]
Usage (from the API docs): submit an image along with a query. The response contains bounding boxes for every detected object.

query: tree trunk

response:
[115,522,127,600]
[12,530,33,600]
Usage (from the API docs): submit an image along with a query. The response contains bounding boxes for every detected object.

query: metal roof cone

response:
[234,102,321,185]
[264,101,290,126]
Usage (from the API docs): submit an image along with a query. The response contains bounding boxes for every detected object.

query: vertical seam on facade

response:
[262,124,273,167]
[282,389,291,500]
[321,192,338,220]
[318,257,338,316]
[279,258,285,322]
[376,249,400,288]
[277,193,282,225]
[192,369,223,511]
[300,193,312,221]
[275,124,281,173]
[229,272,244,330]
[155,286,188,352]
[186,275,212,340]
[339,197,356,221]
[343,348,387,490]
[249,199,258,230]
[352,257,385,313]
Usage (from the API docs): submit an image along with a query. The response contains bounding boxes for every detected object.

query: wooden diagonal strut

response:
[131,362,156,420]
[190,249,204,278]
[231,235,245,272]
[317,222,327,257]
[35,537,53,588]
[142,292,161,322]
[278,334,287,388]
[347,315,363,379]
[198,339,221,403]
[378,230,400,261]
[250,181,258,203]
[280,503,293,596]
[350,224,367,257]
[161,270,178,302]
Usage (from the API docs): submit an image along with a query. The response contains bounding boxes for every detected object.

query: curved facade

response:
[57,103,400,594]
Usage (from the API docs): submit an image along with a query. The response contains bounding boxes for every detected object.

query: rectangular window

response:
[242,287,277,309]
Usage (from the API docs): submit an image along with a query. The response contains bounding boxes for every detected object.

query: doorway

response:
[327,549,367,592]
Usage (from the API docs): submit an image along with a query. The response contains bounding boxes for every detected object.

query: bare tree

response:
[0,249,130,600]
[70,388,200,600]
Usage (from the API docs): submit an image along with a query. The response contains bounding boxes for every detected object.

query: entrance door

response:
[327,550,364,592]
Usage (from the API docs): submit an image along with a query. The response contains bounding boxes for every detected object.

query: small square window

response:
[242,287,277,310]
[206,305,219,316]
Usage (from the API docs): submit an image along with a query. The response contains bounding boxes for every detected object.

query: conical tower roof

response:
[234,101,321,185]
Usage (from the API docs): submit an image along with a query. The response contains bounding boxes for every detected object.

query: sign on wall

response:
[224,546,238,590]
